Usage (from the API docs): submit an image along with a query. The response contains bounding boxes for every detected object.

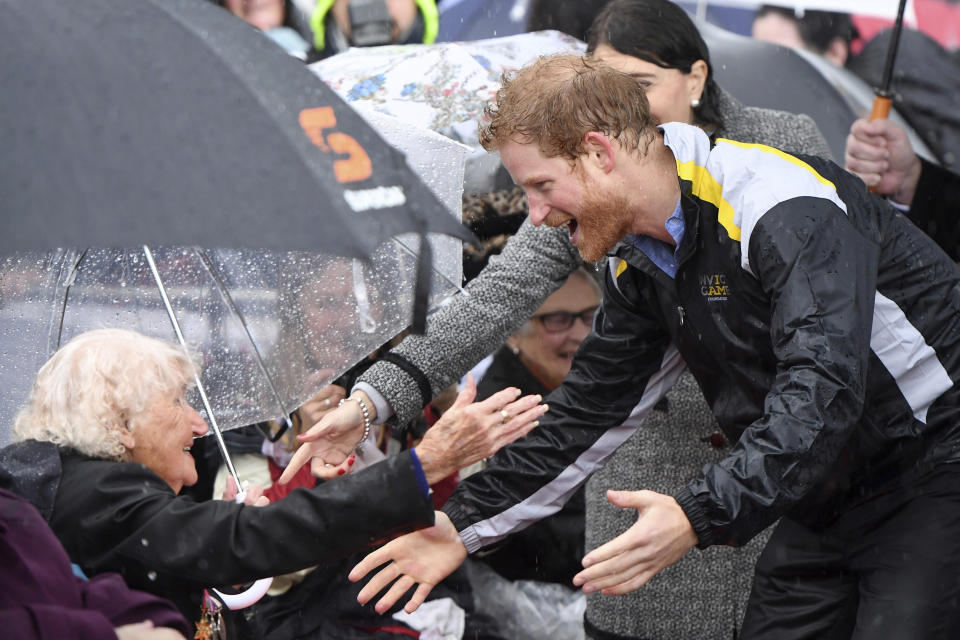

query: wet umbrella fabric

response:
[0,0,471,256]
[436,0,530,43]
[686,0,917,20]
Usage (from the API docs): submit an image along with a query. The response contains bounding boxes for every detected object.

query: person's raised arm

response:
[279,219,582,474]
[280,375,548,484]
[363,220,581,426]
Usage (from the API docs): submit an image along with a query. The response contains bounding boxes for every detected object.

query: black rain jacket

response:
[0,440,433,619]
[443,123,960,551]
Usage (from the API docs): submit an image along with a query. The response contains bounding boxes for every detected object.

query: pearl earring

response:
[691,98,701,108]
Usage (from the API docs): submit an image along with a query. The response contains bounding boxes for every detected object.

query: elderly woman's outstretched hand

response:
[412,375,547,484]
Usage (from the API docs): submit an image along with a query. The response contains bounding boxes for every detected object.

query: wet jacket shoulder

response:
[713,86,833,160]
[2,440,433,618]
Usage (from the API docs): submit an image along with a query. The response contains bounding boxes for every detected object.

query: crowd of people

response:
[3,1,960,639]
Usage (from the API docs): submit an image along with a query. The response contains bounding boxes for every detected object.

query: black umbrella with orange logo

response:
[0,0,470,257]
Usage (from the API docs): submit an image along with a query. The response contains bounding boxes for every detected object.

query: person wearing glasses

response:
[467,268,601,589]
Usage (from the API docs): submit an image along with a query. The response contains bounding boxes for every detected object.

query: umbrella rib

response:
[390,237,469,310]
[141,245,243,492]
[194,248,293,440]
[51,248,88,352]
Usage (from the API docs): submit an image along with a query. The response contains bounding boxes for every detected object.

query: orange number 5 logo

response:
[299,107,372,183]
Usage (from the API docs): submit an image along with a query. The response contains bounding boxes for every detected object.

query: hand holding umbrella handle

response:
[211,485,274,610]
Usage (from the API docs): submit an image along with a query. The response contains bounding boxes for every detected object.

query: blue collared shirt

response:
[626,197,685,278]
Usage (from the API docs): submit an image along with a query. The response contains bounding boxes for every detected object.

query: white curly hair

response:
[13,328,198,460]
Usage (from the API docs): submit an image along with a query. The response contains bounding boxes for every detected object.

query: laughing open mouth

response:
[566,219,579,242]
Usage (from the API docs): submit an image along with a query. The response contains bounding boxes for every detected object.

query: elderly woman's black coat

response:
[0,440,433,621]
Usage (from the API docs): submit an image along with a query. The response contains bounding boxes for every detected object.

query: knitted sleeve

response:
[358,219,583,426]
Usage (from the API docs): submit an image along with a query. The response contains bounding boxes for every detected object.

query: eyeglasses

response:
[534,306,598,333]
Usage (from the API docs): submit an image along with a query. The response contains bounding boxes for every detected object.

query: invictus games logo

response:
[700,273,729,301]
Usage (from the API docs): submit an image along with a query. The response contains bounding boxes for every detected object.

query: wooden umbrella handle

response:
[870,95,892,121]
[868,96,893,192]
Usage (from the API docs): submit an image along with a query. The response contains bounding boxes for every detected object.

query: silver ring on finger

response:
[324,398,331,408]
[499,409,510,424]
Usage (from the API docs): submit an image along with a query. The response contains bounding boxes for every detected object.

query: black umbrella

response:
[0,0,471,257]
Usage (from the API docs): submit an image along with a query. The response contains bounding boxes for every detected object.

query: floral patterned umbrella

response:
[310,30,586,150]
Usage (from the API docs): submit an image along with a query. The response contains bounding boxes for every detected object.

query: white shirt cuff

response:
[353,382,393,424]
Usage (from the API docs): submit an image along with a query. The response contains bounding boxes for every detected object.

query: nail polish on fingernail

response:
[337,468,346,476]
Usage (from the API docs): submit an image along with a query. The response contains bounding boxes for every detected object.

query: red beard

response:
[573,187,633,263]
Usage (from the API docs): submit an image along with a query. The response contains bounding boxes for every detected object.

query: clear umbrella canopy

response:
[0,241,461,448]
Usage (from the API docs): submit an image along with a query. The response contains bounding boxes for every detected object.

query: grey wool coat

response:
[355,88,833,639]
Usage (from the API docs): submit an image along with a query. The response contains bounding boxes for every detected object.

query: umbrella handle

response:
[868,95,893,193]
[870,95,892,121]
[211,489,274,609]
[212,579,273,610]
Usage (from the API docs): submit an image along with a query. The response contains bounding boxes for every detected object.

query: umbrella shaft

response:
[879,0,908,93]
[142,246,243,490]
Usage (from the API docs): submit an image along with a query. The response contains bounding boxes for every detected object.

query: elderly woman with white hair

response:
[0,328,546,630]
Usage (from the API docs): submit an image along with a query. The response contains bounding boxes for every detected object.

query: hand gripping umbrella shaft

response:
[142,245,273,610]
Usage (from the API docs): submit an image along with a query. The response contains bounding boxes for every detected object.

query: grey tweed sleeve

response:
[358,219,584,426]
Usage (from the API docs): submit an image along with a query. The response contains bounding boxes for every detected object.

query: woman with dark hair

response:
[586,0,830,158]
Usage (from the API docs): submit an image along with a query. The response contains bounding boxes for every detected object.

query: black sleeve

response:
[51,451,433,592]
